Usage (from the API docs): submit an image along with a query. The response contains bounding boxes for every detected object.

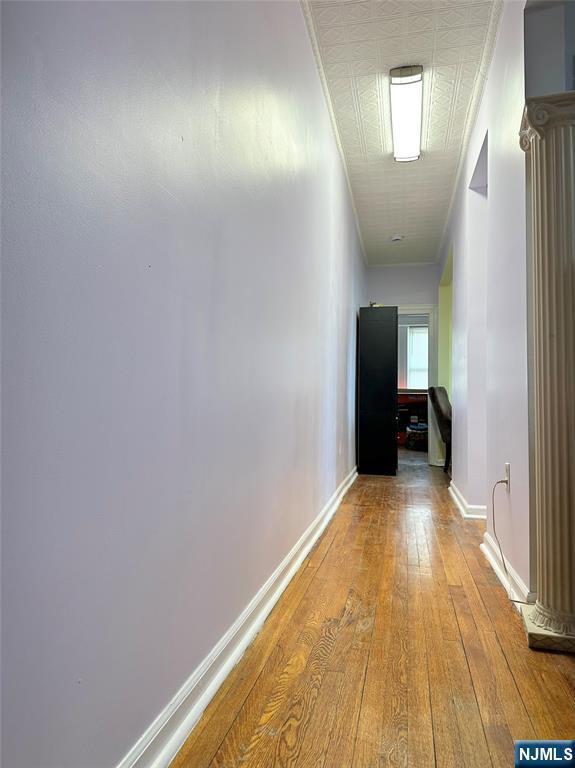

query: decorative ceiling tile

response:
[317,25,349,46]
[435,7,469,28]
[462,44,484,61]
[432,46,466,65]
[351,59,380,75]
[339,1,373,23]
[469,3,492,24]
[407,13,436,33]
[349,17,407,41]
[302,0,502,264]
[324,61,353,77]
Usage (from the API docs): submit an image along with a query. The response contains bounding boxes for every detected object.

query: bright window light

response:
[390,65,423,162]
[407,326,428,389]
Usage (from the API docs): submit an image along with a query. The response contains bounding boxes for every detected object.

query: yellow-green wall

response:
[438,251,453,396]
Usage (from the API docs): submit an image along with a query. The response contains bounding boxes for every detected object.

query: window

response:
[397,315,429,390]
[407,326,428,389]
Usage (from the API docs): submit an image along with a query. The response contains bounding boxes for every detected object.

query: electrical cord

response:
[491,478,530,606]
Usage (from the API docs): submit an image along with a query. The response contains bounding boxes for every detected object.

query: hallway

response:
[3,1,575,764]
[173,454,575,768]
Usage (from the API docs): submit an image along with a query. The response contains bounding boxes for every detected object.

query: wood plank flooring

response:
[172,451,575,768]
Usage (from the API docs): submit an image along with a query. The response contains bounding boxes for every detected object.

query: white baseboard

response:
[480,530,536,606]
[116,466,358,768]
[448,481,487,520]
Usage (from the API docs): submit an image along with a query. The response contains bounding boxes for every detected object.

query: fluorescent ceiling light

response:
[390,65,423,162]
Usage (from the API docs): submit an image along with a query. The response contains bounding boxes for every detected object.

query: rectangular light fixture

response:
[390,65,423,162]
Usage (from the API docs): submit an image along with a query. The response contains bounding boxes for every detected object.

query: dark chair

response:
[428,386,452,473]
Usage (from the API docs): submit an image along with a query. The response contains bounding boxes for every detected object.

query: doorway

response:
[397,305,441,468]
[397,314,429,461]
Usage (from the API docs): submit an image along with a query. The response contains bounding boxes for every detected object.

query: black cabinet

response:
[357,307,398,475]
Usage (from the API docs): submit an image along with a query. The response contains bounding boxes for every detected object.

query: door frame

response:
[397,304,442,467]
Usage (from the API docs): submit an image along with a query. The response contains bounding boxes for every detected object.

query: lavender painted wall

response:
[0,3,365,766]
[447,131,488,508]
[439,0,530,584]
[465,184,487,506]
[365,264,440,307]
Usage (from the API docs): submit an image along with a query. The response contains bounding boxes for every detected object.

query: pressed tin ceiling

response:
[302,0,502,265]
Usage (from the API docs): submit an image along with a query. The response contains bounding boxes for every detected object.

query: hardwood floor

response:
[172,451,575,768]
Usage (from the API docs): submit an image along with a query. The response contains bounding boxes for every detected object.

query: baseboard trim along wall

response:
[116,466,358,768]
[448,481,487,520]
[480,531,536,606]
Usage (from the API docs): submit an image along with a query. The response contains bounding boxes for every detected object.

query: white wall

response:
[0,3,365,766]
[439,0,531,585]
[365,264,439,307]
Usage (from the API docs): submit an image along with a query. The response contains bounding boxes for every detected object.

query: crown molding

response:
[299,1,369,266]
[436,0,503,264]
